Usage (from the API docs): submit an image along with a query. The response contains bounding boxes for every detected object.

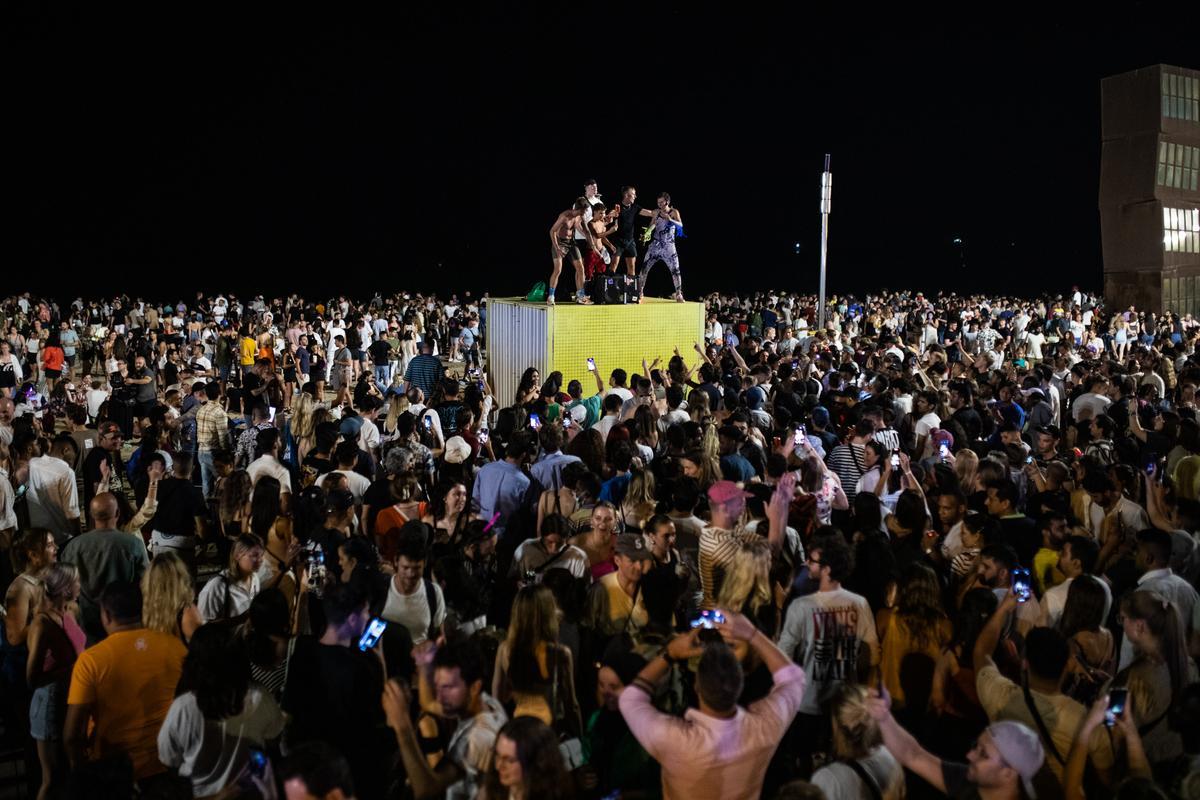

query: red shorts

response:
[584,250,607,280]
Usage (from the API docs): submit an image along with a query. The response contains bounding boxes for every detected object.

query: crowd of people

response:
[2,285,1200,799]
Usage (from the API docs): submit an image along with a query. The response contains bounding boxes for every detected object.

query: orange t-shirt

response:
[42,346,65,372]
[375,502,428,562]
[67,627,187,779]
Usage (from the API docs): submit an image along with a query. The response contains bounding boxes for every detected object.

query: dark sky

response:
[10,7,1198,301]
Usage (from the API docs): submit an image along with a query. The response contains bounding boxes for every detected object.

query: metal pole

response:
[818,154,832,330]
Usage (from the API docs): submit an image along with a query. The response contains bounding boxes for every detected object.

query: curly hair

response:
[716,536,772,618]
[895,563,949,651]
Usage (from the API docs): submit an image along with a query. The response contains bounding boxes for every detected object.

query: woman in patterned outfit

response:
[637,192,684,303]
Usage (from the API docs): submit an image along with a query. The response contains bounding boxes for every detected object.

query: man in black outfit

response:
[283,582,395,799]
[612,186,656,297]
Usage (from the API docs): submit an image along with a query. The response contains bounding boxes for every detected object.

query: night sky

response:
[10,7,1198,301]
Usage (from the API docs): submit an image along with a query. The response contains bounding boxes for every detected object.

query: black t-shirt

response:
[149,477,207,538]
[435,400,465,436]
[242,373,263,406]
[616,202,643,241]
[368,339,392,366]
[282,637,392,798]
[302,452,334,476]
[363,477,392,531]
[940,761,980,799]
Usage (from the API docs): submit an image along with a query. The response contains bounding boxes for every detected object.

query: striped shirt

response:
[699,525,756,609]
[403,354,445,399]
[827,442,867,501]
[195,401,229,452]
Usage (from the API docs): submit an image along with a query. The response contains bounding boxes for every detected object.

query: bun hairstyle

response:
[830,683,882,760]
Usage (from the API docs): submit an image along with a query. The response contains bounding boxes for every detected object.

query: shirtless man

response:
[584,206,618,282]
[547,198,595,305]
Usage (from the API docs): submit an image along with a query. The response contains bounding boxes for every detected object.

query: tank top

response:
[38,611,85,676]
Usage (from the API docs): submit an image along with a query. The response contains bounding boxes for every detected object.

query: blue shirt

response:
[404,354,445,400]
[719,453,756,483]
[529,451,581,494]
[598,471,632,506]
[471,460,531,539]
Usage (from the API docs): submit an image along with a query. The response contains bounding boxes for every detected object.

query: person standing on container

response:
[637,193,684,303]
[547,199,594,306]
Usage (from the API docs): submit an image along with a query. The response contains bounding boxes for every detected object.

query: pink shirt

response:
[619,664,807,800]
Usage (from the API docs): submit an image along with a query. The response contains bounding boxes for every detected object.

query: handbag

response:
[550,644,585,770]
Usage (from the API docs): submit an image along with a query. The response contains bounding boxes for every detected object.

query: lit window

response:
[1164,206,1200,254]
[1162,71,1200,121]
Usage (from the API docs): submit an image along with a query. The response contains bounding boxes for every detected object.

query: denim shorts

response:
[30,682,65,741]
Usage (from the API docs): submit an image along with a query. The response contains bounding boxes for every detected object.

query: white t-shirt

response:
[358,418,381,453]
[26,455,80,542]
[778,587,878,715]
[812,747,905,800]
[604,386,634,404]
[85,388,109,419]
[247,455,292,495]
[914,412,941,459]
[158,686,285,798]
[197,573,261,622]
[315,469,372,504]
[381,577,447,645]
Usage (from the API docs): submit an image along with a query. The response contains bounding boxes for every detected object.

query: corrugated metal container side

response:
[486,298,704,415]
[486,300,549,409]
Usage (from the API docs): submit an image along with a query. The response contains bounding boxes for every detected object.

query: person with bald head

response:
[59,492,149,644]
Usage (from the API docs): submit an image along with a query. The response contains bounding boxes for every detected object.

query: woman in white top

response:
[158,624,285,798]
[811,684,905,800]
[198,534,264,622]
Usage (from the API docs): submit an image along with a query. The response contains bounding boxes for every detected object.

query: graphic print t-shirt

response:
[778,588,878,715]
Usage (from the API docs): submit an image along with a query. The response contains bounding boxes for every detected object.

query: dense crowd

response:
[2,286,1200,799]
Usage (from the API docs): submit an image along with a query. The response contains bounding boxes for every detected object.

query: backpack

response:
[526,282,548,303]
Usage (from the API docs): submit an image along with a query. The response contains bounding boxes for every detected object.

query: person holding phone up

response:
[971,589,1116,785]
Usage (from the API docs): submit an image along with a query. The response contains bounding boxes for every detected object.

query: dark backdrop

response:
[9,7,1198,301]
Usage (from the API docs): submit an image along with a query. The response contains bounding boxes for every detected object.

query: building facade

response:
[1100,64,1200,315]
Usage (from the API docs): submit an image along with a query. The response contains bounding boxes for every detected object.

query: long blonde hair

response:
[716,537,772,617]
[141,552,193,637]
[291,391,317,441]
[953,449,979,494]
[504,585,560,691]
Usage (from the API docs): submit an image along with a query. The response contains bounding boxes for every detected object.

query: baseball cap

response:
[614,534,654,562]
[707,480,753,505]
[443,436,472,465]
[338,415,364,439]
[987,721,1044,798]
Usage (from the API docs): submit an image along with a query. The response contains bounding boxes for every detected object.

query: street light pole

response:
[819,154,832,331]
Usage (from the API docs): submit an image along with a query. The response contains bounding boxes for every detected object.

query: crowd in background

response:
[2,286,1200,799]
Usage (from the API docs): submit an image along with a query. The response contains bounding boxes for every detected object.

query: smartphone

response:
[478,429,489,444]
[563,415,573,429]
[1024,455,1034,465]
[1012,568,1032,604]
[358,617,388,651]
[1145,455,1158,477]
[529,413,542,430]
[423,415,433,431]
[793,429,804,445]
[586,357,596,372]
[1105,687,1128,727]
[890,454,900,469]
[939,443,950,460]
[792,359,800,370]
[247,747,268,778]
[725,333,735,347]
[268,407,276,423]
[690,609,726,630]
